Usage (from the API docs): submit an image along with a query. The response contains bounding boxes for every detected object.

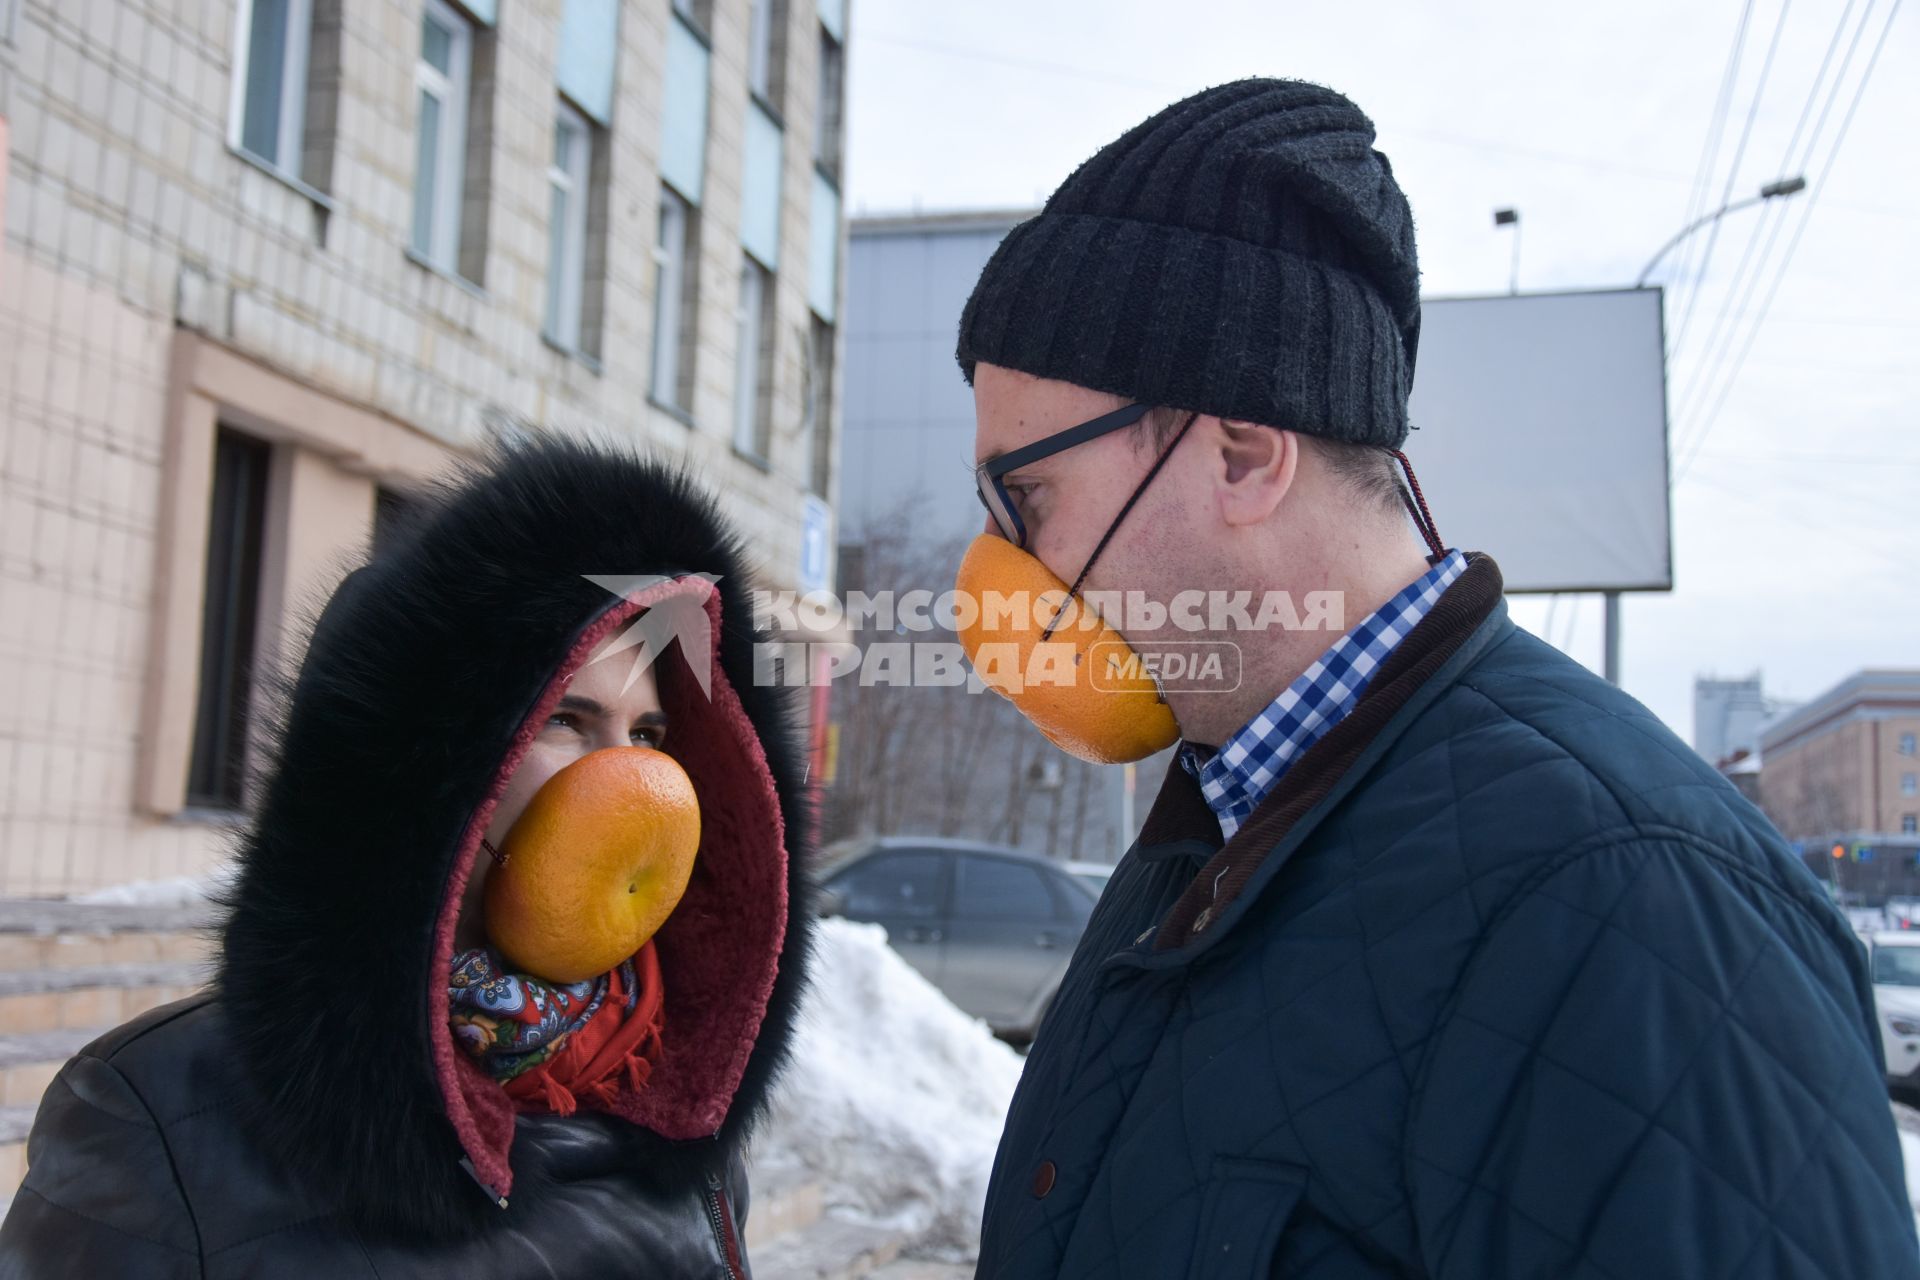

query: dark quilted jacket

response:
[978,554,1918,1279]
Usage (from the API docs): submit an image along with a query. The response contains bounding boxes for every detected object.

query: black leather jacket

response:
[0,997,755,1278]
[0,441,815,1277]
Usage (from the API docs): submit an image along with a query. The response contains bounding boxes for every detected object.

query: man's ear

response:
[1214,419,1296,528]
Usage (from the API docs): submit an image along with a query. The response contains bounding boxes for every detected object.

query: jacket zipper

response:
[705,1169,744,1280]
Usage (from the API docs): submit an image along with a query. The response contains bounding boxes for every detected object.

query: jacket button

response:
[1032,1160,1057,1199]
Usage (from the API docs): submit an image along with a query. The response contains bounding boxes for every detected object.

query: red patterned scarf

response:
[449,941,666,1116]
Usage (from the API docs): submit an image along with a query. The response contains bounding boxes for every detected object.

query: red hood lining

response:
[428,578,790,1198]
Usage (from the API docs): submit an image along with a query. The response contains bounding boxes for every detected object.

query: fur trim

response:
[217,436,816,1239]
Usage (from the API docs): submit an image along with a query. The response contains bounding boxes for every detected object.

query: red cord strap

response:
[1388,449,1446,561]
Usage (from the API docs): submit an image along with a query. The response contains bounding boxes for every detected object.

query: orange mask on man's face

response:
[956,409,1201,764]
[953,533,1178,764]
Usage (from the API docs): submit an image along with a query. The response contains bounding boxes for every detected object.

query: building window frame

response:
[652,185,697,412]
[230,0,316,176]
[746,0,779,104]
[544,97,594,355]
[410,0,473,271]
[814,22,843,181]
[184,428,273,812]
[805,315,834,495]
[733,255,773,461]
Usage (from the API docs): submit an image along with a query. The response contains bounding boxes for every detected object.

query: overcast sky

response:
[839,0,1918,745]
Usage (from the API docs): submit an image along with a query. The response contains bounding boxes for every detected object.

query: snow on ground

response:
[71,871,229,907]
[754,917,1027,1262]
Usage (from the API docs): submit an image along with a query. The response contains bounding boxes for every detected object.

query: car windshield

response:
[1873,946,1920,986]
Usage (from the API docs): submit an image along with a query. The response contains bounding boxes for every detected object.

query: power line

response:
[852,25,1920,225]
[1668,0,1757,338]
[1673,0,1902,481]
[1669,0,1793,361]
[1674,0,1878,446]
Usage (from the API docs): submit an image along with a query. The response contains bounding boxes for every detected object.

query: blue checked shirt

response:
[1178,550,1468,840]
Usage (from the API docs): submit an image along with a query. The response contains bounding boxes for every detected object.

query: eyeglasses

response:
[973,402,1152,548]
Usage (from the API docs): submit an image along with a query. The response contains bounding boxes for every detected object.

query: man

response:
[956,78,1917,1278]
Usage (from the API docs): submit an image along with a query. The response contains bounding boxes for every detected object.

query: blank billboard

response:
[1405,287,1671,593]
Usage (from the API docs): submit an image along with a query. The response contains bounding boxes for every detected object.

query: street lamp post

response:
[1595,176,1808,686]
[1636,176,1807,288]
[1493,207,1520,294]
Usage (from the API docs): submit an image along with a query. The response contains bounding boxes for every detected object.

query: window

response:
[1905,773,1918,797]
[233,0,315,174]
[815,26,843,180]
[1051,875,1095,925]
[410,0,472,270]
[805,316,834,493]
[544,99,592,352]
[746,0,778,102]
[187,429,272,810]
[954,856,1055,922]
[733,256,772,459]
[652,186,697,410]
[372,486,419,557]
[832,852,945,919]
[1874,944,1920,987]
[1903,733,1918,757]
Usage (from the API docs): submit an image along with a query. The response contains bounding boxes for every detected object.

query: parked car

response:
[1868,932,1920,1087]
[816,837,1098,1042]
[1062,860,1117,899]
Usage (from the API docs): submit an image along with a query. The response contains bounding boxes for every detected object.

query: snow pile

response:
[754,917,1027,1260]
[72,870,230,908]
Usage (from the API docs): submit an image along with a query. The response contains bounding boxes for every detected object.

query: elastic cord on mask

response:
[1042,410,1202,643]
[1388,449,1447,561]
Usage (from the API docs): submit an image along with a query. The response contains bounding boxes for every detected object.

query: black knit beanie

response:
[956,78,1420,449]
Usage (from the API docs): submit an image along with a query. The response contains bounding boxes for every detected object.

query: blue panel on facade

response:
[556,0,619,125]
[809,173,840,321]
[742,101,783,269]
[818,0,846,41]
[661,15,710,202]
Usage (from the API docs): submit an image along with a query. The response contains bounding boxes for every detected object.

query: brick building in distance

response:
[1759,670,1920,902]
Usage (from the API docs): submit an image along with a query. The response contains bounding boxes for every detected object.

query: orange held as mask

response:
[483,746,702,985]
[954,533,1178,765]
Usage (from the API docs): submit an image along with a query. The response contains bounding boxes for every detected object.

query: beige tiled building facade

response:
[0,0,848,895]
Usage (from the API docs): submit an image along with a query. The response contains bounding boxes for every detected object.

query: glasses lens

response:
[977,471,1024,546]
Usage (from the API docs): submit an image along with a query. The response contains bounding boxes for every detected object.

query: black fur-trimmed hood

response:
[218,435,814,1239]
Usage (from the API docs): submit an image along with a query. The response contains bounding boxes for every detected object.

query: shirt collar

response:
[1178,550,1468,840]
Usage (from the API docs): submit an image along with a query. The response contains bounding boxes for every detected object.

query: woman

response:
[0,437,813,1277]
